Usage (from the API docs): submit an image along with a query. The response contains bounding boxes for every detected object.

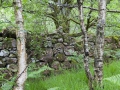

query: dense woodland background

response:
[0,0,120,90]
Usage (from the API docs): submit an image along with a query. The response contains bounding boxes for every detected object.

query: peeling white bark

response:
[94,0,106,86]
[13,0,27,90]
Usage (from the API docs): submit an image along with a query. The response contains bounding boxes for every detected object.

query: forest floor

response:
[25,60,120,90]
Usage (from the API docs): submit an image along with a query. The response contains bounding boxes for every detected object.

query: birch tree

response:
[13,0,27,90]
[77,0,106,89]
[94,0,106,86]
[77,0,93,90]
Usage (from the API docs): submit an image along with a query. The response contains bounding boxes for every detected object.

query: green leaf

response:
[104,74,120,86]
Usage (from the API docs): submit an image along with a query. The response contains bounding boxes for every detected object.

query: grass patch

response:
[25,61,120,90]
[103,61,120,89]
[25,69,88,90]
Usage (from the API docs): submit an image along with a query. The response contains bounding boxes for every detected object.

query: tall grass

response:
[103,61,120,90]
[25,61,120,90]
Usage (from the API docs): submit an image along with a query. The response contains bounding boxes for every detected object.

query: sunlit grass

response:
[25,61,120,90]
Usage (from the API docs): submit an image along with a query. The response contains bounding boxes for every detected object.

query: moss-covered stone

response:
[54,43,64,51]
[62,61,71,69]
[51,61,60,70]
[55,53,66,62]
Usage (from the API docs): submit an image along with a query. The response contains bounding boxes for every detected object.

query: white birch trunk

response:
[77,0,93,90]
[13,0,27,90]
[94,0,106,86]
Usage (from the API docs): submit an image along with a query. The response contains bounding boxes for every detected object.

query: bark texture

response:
[94,0,106,86]
[13,0,27,90]
[77,0,93,90]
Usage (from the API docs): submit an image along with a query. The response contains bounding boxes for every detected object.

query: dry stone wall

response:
[0,38,17,69]
[0,33,120,75]
[35,33,79,70]
[0,32,80,73]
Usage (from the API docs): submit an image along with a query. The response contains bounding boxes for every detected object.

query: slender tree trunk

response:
[13,0,27,90]
[77,0,93,90]
[94,0,106,87]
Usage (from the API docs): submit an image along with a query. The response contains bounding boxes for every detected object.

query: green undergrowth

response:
[103,61,120,90]
[25,61,120,90]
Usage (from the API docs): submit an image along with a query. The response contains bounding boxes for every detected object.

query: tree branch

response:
[86,0,94,31]
[68,18,80,24]
[57,4,120,13]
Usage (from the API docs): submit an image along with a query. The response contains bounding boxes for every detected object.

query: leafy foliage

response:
[25,61,120,90]
[28,64,53,78]
[104,74,120,86]
[1,77,16,90]
[68,51,83,62]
